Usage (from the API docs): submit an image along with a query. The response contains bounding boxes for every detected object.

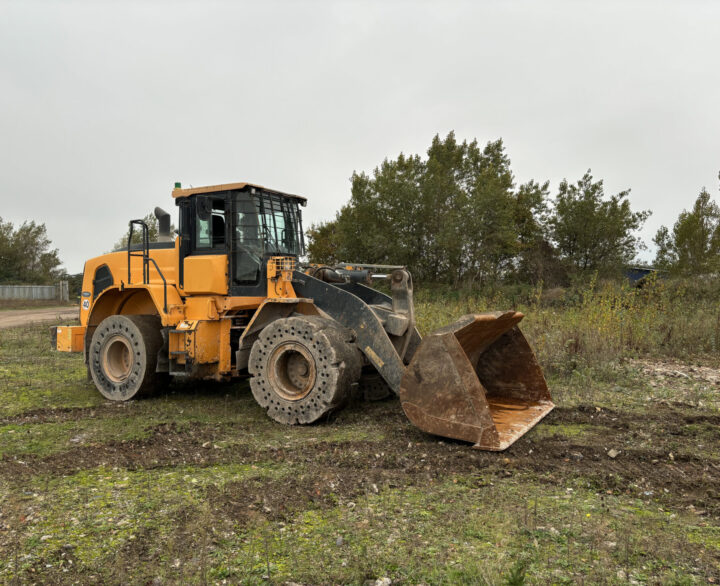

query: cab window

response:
[194,197,226,251]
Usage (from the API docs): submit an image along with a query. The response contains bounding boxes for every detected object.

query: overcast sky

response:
[1,0,719,273]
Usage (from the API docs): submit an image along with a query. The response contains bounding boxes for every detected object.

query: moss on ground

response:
[1,320,719,584]
[0,322,103,416]
[4,464,716,584]
[192,476,718,584]
[3,463,281,578]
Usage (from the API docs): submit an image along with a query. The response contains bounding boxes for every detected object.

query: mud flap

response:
[398,311,553,451]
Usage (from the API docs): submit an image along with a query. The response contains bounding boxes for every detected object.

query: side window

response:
[196,215,211,248]
[194,197,226,251]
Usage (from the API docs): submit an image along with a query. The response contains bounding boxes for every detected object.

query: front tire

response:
[248,316,362,424]
[88,314,164,401]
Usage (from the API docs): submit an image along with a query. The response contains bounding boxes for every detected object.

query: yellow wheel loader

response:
[52,182,553,450]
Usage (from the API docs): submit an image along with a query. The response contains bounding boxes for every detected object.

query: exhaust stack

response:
[154,207,172,242]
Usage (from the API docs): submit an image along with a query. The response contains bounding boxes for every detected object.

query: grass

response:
[182,478,713,584]
[12,463,282,573]
[415,275,720,371]
[0,323,100,416]
[1,278,719,583]
[0,299,75,311]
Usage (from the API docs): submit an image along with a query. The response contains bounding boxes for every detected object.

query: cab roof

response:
[171,182,307,205]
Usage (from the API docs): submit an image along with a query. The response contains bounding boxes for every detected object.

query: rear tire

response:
[358,371,393,401]
[249,316,362,424]
[89,314,164,401]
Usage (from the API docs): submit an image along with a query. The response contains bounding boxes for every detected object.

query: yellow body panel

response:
[55,325,86,352]
[192,320,226,364]
[267,257,297,299]
[184,296,222,321]
[55,213,299,382]
[78,244,180,328]
[183,255,228,295]
[220,296,267,311]
[218,318,233,373]
[168,318,233,375]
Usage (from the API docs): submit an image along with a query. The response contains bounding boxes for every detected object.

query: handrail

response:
[147,257,168,313]
[127,220,149,283]
[126,219,168,313]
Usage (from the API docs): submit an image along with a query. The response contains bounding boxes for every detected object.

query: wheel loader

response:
[52,181,553,450]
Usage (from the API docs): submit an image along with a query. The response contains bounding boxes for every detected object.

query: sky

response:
[1,0,719,274]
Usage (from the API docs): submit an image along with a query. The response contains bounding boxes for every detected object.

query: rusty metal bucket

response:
[398,311,553,450]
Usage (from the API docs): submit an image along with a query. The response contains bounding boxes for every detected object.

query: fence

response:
[0,281,69,302]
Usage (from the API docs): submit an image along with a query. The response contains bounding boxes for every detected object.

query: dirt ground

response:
[0,306,77,329]
[1,322,719,583]
[2,402,718,518]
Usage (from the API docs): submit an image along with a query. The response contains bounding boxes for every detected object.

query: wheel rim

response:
[102,335,133,383]
[269,342,316,401]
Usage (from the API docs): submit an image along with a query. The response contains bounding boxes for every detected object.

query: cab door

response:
[182,194,229,295]
[228,192,267,297]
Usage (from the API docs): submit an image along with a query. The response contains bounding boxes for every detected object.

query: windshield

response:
[232,191,304,286]
[258,193,304,255]
[234,192,303,256]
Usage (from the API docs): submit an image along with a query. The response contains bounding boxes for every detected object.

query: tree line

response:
[308,132,719,285]
[653,180,720,275]
[0,218,63,285]
[0,212,169,286]
[2,133,719,287]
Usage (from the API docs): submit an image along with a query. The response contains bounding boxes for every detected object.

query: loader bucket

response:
[398,311,553,451]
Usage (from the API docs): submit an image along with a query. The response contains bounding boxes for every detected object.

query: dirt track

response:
[0,306,77,329]
[2,401,718,518]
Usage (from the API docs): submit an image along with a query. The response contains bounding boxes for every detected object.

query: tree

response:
[111,213,175,251]
[306,220,343,265]
[307,132,547,285]
[652,225,676,270]
[308,135,651,286]
[338,151,427,273]
[511,180,566,284]
[549,171,649,275]
[454,138,520,286]
[653,187,720,274]
[0,217,63,284]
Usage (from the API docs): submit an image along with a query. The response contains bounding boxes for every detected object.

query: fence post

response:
[59,280,69,302]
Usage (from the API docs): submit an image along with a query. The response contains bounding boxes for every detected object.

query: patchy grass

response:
[0,322,101,416]
[3,462,717,584]
[3,462,283,581]
[1,287,719,584]
[214,479,717,585]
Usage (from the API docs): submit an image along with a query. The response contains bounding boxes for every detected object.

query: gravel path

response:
[0,306,78,329]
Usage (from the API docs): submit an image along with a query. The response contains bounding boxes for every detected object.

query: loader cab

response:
[175,183,306,296]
